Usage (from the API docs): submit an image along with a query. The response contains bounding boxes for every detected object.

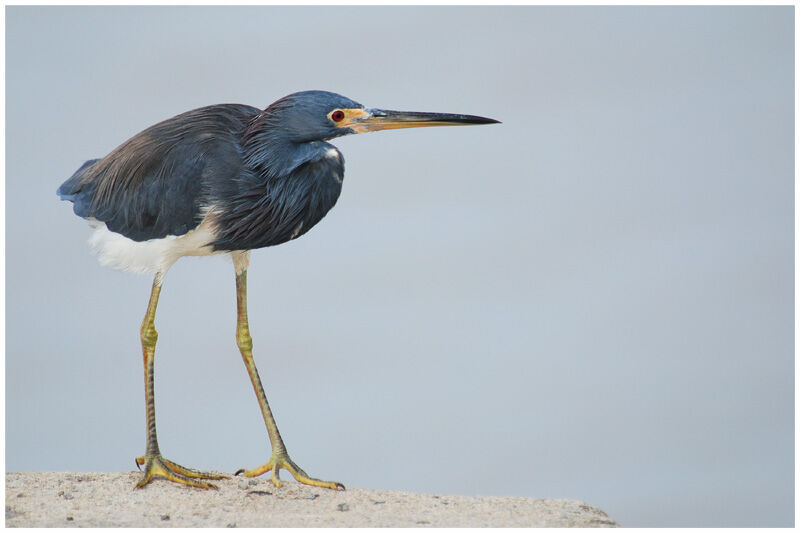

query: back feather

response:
[56,104,259,242]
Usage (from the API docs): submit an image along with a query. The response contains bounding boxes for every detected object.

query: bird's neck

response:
[209,124,344,252]
[242,124,332,181]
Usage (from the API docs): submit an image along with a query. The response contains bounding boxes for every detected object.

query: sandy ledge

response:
[6,472,619,527]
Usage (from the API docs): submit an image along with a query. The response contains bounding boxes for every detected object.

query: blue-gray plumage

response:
[58,91,497,256]
[57,90,498,491]
[56,100,332,248]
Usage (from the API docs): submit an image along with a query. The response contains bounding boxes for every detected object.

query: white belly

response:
[86,217,224,274]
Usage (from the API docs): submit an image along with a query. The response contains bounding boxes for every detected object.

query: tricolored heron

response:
[57,90,499,490]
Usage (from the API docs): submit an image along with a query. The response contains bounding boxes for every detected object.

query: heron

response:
[57,90,499,491]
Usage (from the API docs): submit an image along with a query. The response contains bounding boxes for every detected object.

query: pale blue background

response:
[6,6,794,526]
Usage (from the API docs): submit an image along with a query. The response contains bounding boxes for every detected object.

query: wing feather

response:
[57,104,259,242]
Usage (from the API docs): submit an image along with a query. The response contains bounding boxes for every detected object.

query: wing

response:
[57,104,259,242]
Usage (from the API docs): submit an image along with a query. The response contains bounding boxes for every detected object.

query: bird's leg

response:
[232,266,344,491]
[134,274,227,490]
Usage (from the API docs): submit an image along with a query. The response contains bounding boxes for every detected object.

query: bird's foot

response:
[134,454,228,489]
[234,452,344,491]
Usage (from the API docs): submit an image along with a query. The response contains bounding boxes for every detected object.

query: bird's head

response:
[265,90,499,143]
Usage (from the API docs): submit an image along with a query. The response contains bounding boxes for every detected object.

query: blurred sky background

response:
[5,6,793,527]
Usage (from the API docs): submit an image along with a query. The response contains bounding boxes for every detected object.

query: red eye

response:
[331,110,345,122]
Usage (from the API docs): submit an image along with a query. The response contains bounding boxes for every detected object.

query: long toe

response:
[135,455,227,489]
[236,453,344,491]
[160,457,228,480]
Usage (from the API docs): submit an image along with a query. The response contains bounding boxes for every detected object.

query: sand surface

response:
[6,472,619,527]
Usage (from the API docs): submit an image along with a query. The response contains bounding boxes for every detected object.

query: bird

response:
[57,90,499,491]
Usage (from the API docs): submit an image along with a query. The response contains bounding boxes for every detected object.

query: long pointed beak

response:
[349,108,500,133]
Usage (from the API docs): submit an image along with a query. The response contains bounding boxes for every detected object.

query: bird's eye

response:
[331,110,345,122]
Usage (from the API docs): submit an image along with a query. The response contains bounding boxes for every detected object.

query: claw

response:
[271,468,282,488]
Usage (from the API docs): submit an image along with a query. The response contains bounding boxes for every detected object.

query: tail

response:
[57,159,100,217]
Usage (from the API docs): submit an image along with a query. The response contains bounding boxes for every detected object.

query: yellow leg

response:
[232,264,343,491]
[135,274,227,490]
